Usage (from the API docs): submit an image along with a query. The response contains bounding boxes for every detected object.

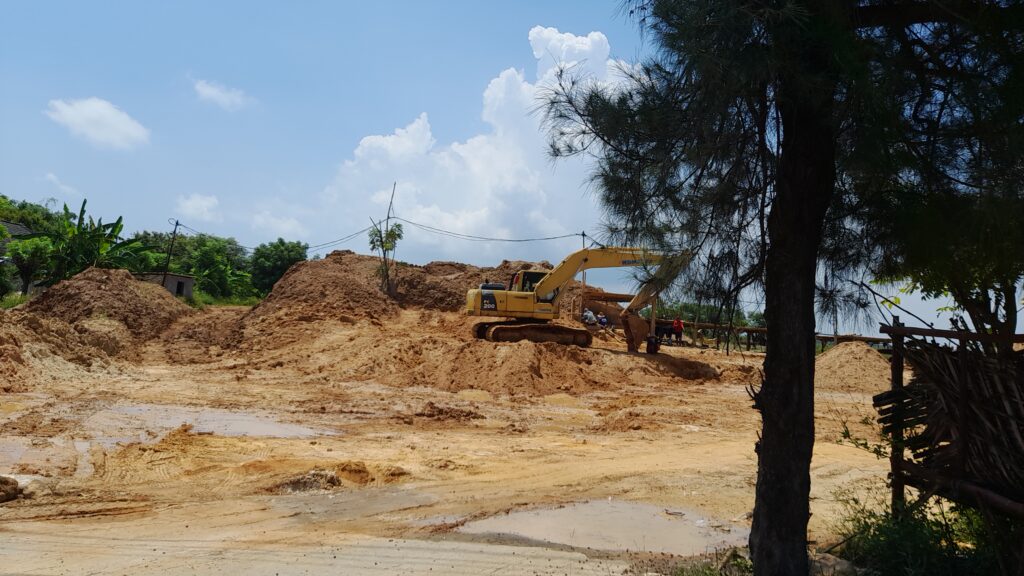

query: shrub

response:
[835,493,1017,576]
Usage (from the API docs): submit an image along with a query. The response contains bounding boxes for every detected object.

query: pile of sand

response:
[397,257,555,312]
[2,268,192,383]
[0,310,119,389]
[27,267,191,343]
[815,341,892,394]
[247,251,397,326]
[159,307,248,364]
[241,250,567,349]
[274,306,721,396]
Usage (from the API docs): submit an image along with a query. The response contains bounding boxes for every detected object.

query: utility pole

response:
[385,182,396,295]
[161,219,180,288]
[580,231,587,319]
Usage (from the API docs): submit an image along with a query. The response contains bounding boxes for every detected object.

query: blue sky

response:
[3,1,1010,333]
[1,1,642,255]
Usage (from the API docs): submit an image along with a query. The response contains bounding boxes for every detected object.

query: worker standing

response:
[672,316,684,344]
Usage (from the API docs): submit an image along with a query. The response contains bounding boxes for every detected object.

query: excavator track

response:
[471,321,593,347]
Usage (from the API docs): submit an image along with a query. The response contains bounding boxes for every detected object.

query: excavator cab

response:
[510,270,548,294]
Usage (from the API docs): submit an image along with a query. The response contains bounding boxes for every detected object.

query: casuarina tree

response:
[543,1,1024,573]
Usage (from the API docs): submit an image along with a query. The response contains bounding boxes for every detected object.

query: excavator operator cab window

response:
[522,271,547,295]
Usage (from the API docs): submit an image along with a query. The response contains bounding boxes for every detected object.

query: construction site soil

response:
[1,252,893,574]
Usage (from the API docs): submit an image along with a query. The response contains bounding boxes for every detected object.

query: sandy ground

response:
[1,306,891,575]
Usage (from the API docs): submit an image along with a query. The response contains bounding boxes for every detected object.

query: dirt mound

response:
[0,309,120,387]
[592,409,666,433]
[271,462,410,493]
[413,401,484,422]
[815,341,891,394]
[246,251,396,324]
[395,258,554,312]
[26,267,191,343]
[159,307,246,364]
[2,268,189,380]
[0,476,20,503]
[291,310,722,397]
[240,251,397,349]
[240,251,565,349]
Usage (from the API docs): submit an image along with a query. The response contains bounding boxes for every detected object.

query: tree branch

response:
[853,1,1024,29]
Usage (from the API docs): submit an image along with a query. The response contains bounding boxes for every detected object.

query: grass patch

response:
[0,293,30,309]
[666,549,753,576]
[183,290,261,309]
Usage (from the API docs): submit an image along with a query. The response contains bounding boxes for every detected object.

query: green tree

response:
[251,238,307,294]
[543,2,1023,573]
[0,223,11,298]
[174,234,254,299]
[0,194,62,234]
[7,238,52,294]
[368,221,403,295]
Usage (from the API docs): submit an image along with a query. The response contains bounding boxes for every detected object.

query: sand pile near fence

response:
[815,341,891,394]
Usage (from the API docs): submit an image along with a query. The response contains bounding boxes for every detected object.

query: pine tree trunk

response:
[750,9,838,573]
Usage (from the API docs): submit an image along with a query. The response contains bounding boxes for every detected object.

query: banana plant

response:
[25,200,153,284]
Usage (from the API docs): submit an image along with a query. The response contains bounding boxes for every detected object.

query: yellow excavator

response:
[466,247,682,347]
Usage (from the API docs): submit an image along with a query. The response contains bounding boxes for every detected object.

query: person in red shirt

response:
[672,316,684,344]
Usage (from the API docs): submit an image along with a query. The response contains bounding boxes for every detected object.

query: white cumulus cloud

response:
[194,79,250,111]
[319,26,626,266]
[529,26,612,79]
[176,193,221,223]
[44,172,80,197]
[252,211,307,238]
[45,98,150,150]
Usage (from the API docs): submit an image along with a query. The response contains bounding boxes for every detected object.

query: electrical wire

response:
[307,226,373,250]
[170,220,258,252]
[167,213,586,256]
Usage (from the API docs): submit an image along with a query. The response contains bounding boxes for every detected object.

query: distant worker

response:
[582,308,597,325]
[597,312,608,328]
[672,316,684,344]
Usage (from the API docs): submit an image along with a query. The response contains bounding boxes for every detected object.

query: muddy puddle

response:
[459,499,748,556]
[82,403,327,446]
[270,486,437,520]
[0,438,29,471]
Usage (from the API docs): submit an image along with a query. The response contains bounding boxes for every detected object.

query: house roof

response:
[0,219,33,238]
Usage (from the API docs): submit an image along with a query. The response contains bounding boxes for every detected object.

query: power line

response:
[307,226,373,251]
[169,219,258,251]
[167,213,585,256]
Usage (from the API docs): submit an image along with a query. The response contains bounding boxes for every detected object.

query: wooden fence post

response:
[890,316,906,514]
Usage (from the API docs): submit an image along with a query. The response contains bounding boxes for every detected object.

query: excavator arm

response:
[532,247,662,306]
[619,251,691,352]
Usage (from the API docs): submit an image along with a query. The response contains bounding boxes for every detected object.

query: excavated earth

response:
[0,253,893,574]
